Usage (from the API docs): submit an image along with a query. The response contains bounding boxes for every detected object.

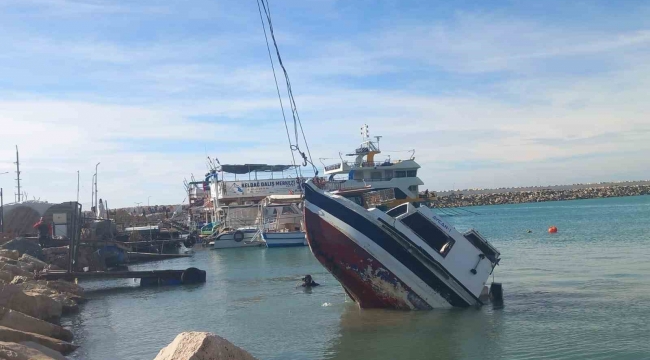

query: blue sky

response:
[1,0,649,208]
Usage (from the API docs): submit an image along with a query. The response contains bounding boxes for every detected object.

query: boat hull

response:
[305,208,431,310]
[262,231,307,248]
[304,183,477,310]
[211,231,264,249]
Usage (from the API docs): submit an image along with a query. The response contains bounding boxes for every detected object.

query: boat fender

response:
[181,267,206,284]
[489,282,504,308]
[233,230,245,242]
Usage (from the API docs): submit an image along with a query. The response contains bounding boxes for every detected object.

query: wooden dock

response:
[40,267,206,286]
[126,252,192,263]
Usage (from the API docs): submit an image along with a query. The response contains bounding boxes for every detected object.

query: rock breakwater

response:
[430,185,650,208]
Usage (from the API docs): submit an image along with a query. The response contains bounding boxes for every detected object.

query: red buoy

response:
[548,226,558,233]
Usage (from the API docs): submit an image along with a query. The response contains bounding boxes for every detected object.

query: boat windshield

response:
[400,212,454,256]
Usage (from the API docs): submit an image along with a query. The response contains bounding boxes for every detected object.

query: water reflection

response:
[326,304,504,360]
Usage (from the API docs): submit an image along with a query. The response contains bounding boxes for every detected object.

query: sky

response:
[0,0,649,208]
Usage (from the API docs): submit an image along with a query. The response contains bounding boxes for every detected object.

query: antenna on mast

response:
[361,124,370,142]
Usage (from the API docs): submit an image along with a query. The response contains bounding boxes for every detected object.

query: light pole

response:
[94,162,100,211]
[147,196,152,241]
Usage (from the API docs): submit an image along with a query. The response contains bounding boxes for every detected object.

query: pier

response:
[39,267,206,286]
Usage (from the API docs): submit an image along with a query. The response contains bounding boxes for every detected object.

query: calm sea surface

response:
[65,196,650,360]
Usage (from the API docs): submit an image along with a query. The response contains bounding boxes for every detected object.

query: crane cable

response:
[255,0,318,177]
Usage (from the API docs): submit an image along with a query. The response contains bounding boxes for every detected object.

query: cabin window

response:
[371,171,382,180]
[401,212,454,256]
[347,196,364,206]
[407,170,418,177]
[384,170,393,180]
[408,185,418,194]
[353,171,364,180]
[386,204,408,217]
[395,171,406,178]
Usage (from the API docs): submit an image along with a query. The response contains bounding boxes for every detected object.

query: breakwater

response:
[430,184,650,208]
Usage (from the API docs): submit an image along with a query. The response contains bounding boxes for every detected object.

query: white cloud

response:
[1,5,649,205]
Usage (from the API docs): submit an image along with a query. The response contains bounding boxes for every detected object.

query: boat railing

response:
[352,161,394,168]
[324,163,342,171]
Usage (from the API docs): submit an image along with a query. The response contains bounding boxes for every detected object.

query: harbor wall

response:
[430,183,650,208]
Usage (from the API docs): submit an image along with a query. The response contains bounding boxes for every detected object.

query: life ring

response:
[233,230,245,242]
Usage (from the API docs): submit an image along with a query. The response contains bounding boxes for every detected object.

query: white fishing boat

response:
[259,195,307,248]
[210,228,265,249]
[205,164,309,249]
[303,132,501,310]
[320,125,424,203]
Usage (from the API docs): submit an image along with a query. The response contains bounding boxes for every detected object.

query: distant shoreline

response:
[429,182,650,208]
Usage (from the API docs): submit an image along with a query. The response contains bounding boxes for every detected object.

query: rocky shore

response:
[0,239,86,359]
[430,184,650,208]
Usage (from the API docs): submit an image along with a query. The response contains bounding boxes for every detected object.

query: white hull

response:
[211,231,264,249]
[262,231,307,247]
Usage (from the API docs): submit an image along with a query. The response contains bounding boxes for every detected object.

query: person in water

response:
[301,275,319,287]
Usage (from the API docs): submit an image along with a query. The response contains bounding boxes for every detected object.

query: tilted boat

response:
[304,132,500,309]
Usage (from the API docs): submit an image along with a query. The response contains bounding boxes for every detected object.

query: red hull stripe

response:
[305,207,432,310]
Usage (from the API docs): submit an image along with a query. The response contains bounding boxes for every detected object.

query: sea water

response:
[65,195,650,359]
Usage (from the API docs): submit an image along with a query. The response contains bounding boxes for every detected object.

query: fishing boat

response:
[210,227,264,249]
[303,134,501,310]
[205,163,308,249]
[259,195,307,248]
[320,125,425,205]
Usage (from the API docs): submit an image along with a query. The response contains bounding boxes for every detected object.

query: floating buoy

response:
[548,226,558,233]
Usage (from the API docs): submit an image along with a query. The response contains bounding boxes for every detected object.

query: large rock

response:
[0,264,34,281]
[10,276,32,285]
[41,247,70,272]
[45,281,84,298]
[0,270,12,283]
[0,306,73,341]
[20,254,48,272]
[0,250,19,261]
[19,341,67,360]
[0,256,18,266]
[154,332,258,360]
[0,326,77,355]
[0,283,62,323]
[0,239,43,260]
[15,281,83,315]
[0,341,58,360]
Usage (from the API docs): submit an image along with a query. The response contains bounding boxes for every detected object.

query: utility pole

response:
[77,170,80,203]
[14,146,21,203]
[94,162,100,211]
[91,173,95,213]
[147,196,152,242]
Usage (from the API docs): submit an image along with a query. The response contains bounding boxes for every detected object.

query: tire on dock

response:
[181,267,206,284]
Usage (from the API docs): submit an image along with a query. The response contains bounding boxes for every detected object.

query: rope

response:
[256,0,318,177]
[254,0,299,179]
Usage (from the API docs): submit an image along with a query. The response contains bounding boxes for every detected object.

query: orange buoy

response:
[548,226,558,233]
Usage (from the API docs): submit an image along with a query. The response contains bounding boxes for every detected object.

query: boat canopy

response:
[220,164,296,174]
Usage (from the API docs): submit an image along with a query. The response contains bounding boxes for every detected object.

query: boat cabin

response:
[321,125,424,200]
